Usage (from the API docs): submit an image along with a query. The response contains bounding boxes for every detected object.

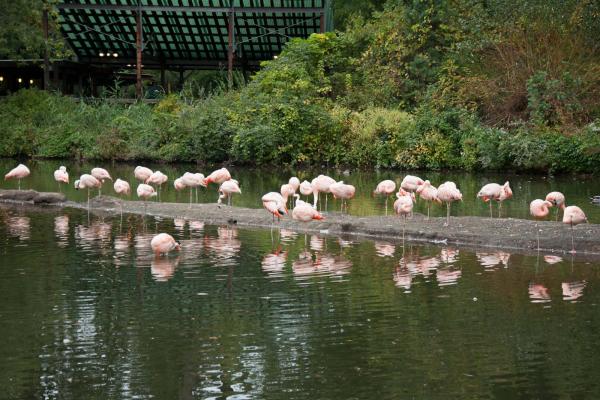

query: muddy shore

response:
[1,189,599,258]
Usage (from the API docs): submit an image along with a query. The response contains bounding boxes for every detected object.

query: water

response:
[2,205,600,399]
[1,159,599,222]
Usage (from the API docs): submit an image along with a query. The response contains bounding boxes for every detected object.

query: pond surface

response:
[1,206,600,399]
[1,159,599,222]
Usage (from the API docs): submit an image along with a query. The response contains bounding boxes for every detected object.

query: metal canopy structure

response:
[55,0,333,97]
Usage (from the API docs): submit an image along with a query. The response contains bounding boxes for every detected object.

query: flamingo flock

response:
[2,163,596,255]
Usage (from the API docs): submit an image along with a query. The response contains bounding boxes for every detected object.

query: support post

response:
[319,12,325,33]
[160,60,166,91]
[42,9,50,90]
[227,10,234,88]
[135,10,143,99]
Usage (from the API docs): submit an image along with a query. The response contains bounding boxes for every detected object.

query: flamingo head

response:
[74,180,81,190]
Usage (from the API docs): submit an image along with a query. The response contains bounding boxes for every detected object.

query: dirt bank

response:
[2,189,597,258]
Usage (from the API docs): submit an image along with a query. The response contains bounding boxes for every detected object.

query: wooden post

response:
[42,9,50,90]
[227,10,234,88]
[135,10,143,99]
[320,12,325,33]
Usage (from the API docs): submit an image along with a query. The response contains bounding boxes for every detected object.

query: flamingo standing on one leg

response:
[262,192,288,223]
[394,189,414,241]
[91,167,112,196]
[437,181,462,226]
[280,183,296,209]
[181,172,205,207]
[151,233,181,256]
[4,164,30,190]
[292,199,324,222]
[204,167,231,186]
[174,177,186,202]
[330,181,356,214]
[218,180,241,206]
[289,177,300,192]
[477,181,512,218]
[53,166,69,192]
[137,183,157,216]
[373,180,396,216]
[563,206,587,254]
[416,180,441,220]
[529,199,552,250]
[299,180,313,202]
[497,181,513,217]
[74,174,101,208]
[113,178,131,215]
[546,191,565,221]
[400,175,424,201]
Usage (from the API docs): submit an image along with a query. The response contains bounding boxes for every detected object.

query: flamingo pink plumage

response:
[299,180,313,201]
[563,205,587,254]
[329,181,355,213]
[204,167,231,186]
[151,233,181,256]
[311,175,336,211]
[530,199,553,250]
[74,174,101,207]
[416,180,441,220]
[53,166,69,192]
[546,191,566,221]
[4,164,30,190]
[218,179,241,206]
[262,192,288,222]
[374,179,396,215]
[134,166,153,182]
[292,199,324,222]
[437,181,462,226]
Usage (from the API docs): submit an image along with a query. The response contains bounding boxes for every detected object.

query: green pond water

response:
[1,205,600,399]
[2,160,600,398]
[1,159,599,222]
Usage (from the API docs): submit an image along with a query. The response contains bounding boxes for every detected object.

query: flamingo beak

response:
[175,243,181,251]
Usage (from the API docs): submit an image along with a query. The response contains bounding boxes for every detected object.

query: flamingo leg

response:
[87,188,90,209]
[18,179,21,191]
[189,188,193,208]
[570,223,575,254]
[385,196,388,216]
[489,201,493,219]
[498,202,502,218]
[445,202,450,226]
[536,222,540,251]
[427,202,431,220]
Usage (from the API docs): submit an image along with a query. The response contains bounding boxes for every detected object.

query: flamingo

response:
[529,199,552,250]
[53,166,69,192]
[416,180,441,220]
[204,167,231,186]
[181,172,205,207]
[137,183,157,215]
[311,175,336,211]
[91,167,112,195]
[394,190,414,220]
[477,181,512,218]
[400,175,424,198]
[218,179,241,206]
[113,178,131,216]
[145,170,168,201]
[74,174,101,208]
[330,181,355,214]
[546,191,565,221]
[4,164,30,190]
[289,177,300,192]
[437,181,462,226]
[173,177,187,201]
[563,206,587,254]
[280,183,296,209]
[134,166,153,182]
[299,180,313,201]
[292,199,324,222]
[262,192,287,222]
[151,233,181,256]
[373,179,396,215]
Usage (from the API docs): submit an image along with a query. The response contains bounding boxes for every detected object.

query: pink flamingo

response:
[134,166,153,182]
[174,177,186,192]
[137,183,157,215]
[330,181,355,214]
[299,180,313,201]
[113,178,131,216]
[53,166,69,192]
[145,170,168,201]
[400,175,424,200]
[74,174,101,208]
[218,179,241,206]
[292,199,324,222]
[437,181,462,226]
[204,167,231,186]
[289,177,300,192]
[373,179,396,215]
[529,199,552,250]
[262,192,288,222]
[477,181,512,218]
[394,189,414,236]
[181,172,206,207]
[546,191,565,221]
[91,167,112,196]
[4,164,30,190]
[311,175,336,211]
[151,233,181,256]
[416,180,441,220]
[280,183,297,209]
[563,205,587,254]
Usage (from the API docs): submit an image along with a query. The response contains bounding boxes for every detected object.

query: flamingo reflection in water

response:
[476,251,510,269]
[543,255,563,265]
[261,246,288,277]
[528,283,551,303]
[7,215,31,241]
[151,256,180,282]
[54,215,69,247]
[562,281,586,302]
[203,226,241,265]
[375,241,395,258]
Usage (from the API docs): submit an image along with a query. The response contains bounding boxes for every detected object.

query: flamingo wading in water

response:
[74,174,101,208]
[54,166,69,192]
[137,183,157,216]
[113,178,131,215]
[151,233,181,256]
[546,191,565,221]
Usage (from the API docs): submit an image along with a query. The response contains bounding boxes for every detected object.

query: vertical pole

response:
[320,12,325,33]
[160,61,166,91]
[42,9,50,90]
[136,10,143,100]
[227,10,234,88]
